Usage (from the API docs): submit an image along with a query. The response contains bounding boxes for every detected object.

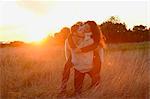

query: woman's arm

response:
[67,32,100,53]
[80,32,100,53]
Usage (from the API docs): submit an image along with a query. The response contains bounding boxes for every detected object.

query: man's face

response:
[75,25,84,38]
[83,23,91,33]
[78,23,91,34]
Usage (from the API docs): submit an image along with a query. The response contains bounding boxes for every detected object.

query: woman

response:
[58,24,83,96]
[72,21,102,95]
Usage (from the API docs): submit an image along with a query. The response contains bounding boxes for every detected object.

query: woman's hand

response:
[75,48,82,53]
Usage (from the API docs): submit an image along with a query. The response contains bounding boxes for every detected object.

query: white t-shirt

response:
[72,32,94,73]
[65,32,104,73]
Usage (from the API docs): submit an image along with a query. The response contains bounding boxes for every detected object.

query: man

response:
[58,24,82,97]
[58,21,105,97]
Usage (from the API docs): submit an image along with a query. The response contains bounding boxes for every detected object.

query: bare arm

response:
[67,32,100,53]
[65,39,71,60]
[80,31,100,53]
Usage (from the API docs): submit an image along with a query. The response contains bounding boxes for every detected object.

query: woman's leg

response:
[89,50,101,88]
[74,69,85,95]
[93,49,101,74]
[88,69,100,88]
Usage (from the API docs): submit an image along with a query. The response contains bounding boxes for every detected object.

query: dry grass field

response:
[0,42,150,99]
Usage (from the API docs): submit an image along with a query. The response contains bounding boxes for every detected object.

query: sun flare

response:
[0,0,149,43]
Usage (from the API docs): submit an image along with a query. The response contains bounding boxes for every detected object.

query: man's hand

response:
[75,48,82,53]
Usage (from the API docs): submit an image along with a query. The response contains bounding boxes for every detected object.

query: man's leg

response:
[74,69,85,95]
[60,57,73,93]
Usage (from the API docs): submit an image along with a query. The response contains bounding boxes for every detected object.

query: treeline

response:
[0,16,150,48]
[44,16,150,45]
[100,22,150,44]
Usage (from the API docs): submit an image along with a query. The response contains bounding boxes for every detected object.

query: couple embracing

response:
[59,21,106,97]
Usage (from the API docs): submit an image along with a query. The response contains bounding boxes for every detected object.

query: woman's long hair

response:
[85,21,106,48]
[99,27,106,48]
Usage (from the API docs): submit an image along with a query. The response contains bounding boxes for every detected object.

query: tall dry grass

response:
[0,42,150,99]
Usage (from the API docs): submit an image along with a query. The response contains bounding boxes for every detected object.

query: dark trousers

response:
[60,57,73,92]
[74,50,101,94]
[74,69,100,94]
[60,50,101,93]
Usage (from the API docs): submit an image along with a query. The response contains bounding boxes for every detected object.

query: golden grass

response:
[0,43,150,99]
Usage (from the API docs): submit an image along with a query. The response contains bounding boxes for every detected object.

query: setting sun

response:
[21,23,51,42]
[0,0,149,99]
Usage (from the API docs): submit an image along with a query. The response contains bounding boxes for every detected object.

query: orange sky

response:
[0,0,149,42]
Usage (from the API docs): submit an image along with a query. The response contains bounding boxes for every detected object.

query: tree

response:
[100,17,128,43]
[60,27,70,39]
[107,16,120,23]
[133,25,147,32]
[53,27,70,45]
[10,41,25,47]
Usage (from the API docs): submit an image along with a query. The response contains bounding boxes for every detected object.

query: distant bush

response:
[0,41,26,48]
